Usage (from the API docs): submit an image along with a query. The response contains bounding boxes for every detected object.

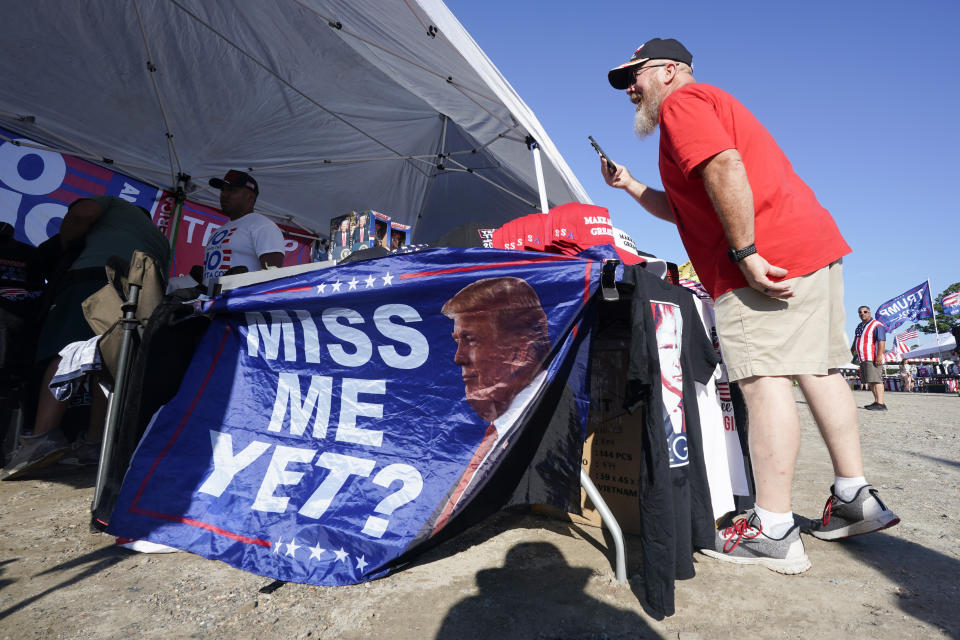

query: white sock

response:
[834,476,867,502]
[753,504,794,539]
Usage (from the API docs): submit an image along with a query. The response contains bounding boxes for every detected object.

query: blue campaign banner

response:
[875,282,934,330]
[108,248,599,585]
[0,126,161,246]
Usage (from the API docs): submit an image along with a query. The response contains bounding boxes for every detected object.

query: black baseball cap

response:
[608,38,693,90]
[209,169,259,195]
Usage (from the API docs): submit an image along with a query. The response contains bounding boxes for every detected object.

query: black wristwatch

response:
[727,243,757,263]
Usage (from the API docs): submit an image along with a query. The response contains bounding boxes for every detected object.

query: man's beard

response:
[633,82,664,138]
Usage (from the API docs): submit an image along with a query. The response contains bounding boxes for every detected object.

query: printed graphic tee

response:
[202,212,285,285]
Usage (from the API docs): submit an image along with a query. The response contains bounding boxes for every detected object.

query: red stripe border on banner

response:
[127,324,273,550]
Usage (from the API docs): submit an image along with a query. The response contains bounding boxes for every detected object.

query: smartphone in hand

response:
[589,136,617,175]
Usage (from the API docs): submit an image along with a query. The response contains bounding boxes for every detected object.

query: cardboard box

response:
[389,221,411,250]
[369,210,391,249]
[536,343,644,534]
[329,210,391,262]
[571,346,644,533]
[329,212,356,262]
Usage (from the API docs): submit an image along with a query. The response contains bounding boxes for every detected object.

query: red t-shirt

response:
[658,83,850,299]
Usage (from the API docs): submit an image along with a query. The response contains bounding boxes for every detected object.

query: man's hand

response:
[737,253,794,299]
[600,158,633,189]
[601,159,675,222]
[259,251,284,269]
[874,341,885,366]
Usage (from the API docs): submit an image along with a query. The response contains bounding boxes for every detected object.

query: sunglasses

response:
[629,63,669,85]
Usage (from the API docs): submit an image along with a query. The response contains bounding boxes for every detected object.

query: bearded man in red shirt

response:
[602,38,898,573]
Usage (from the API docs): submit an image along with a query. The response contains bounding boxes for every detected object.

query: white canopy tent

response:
[0,0,590,243]
[895,334,957,361]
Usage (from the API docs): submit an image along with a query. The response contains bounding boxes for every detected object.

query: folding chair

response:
[81,250,166,517]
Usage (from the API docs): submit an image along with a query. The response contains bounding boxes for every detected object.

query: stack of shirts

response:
[490,203,645,265]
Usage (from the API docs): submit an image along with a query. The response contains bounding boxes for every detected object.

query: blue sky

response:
[447,0,958,346]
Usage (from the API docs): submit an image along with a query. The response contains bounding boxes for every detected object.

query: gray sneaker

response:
[700,510,811,575]
[808,484,900,540]
[59,438,102,467]
[1,431,71,480]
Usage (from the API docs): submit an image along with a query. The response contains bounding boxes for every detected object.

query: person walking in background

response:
[852,305,887,410]
[899,361,913,393]
[601,37,899,574]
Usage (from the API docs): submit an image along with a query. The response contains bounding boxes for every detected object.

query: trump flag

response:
[942,291,960,317]
[107,248,599,585]
[875,282,934,330]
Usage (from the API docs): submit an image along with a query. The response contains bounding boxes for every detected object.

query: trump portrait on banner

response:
[427,276,551,534]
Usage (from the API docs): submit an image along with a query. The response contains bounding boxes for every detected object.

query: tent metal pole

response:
[439,114,448,157]
[166,185,187,260]
[929,277,944,361]
[134,0,184,184]
[527,137,549,213]
[442,159,538,208]
[580,468,627,582]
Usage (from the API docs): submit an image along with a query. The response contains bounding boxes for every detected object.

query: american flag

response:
[893,335,910,354]
[678,277,711,300]
[896,328,918,342]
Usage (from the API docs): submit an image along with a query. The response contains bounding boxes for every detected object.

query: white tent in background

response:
[0,0,590,242]
[898,334,957,361]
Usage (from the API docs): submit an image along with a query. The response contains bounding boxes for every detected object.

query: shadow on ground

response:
[0,558,15,592]
[410,508,589,566]
[795,512,959,637]
[434,540,657,640]
[0,545,128,620]
[908,451,960,470]
[839,532,959,636]
[2,465,97,490]
[405,509,662,636]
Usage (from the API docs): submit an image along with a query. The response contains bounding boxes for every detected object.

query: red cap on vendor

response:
[607,38,693,90]
[209,169,259,195]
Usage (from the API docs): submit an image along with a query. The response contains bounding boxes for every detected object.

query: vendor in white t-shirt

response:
[201,170,285,286]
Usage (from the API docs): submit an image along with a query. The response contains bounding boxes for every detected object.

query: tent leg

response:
[580,468,627,582]
[91,284,141,514]
[527,138,549,213]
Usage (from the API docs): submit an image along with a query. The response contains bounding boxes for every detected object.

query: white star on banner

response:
[334,547,349,563]
[286,538,301,558]
[355,555,368,572]
[308,543,326,562]
[273,538,283,554]
[314,271,403,296]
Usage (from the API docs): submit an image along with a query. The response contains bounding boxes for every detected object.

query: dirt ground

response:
[1,389,957,639]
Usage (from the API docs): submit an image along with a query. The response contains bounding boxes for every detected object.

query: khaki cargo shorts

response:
[859,361,883,384]
[714,260,850,381]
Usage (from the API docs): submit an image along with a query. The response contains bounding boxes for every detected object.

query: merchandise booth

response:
[1,0,751,620]
[882,338,960,393]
